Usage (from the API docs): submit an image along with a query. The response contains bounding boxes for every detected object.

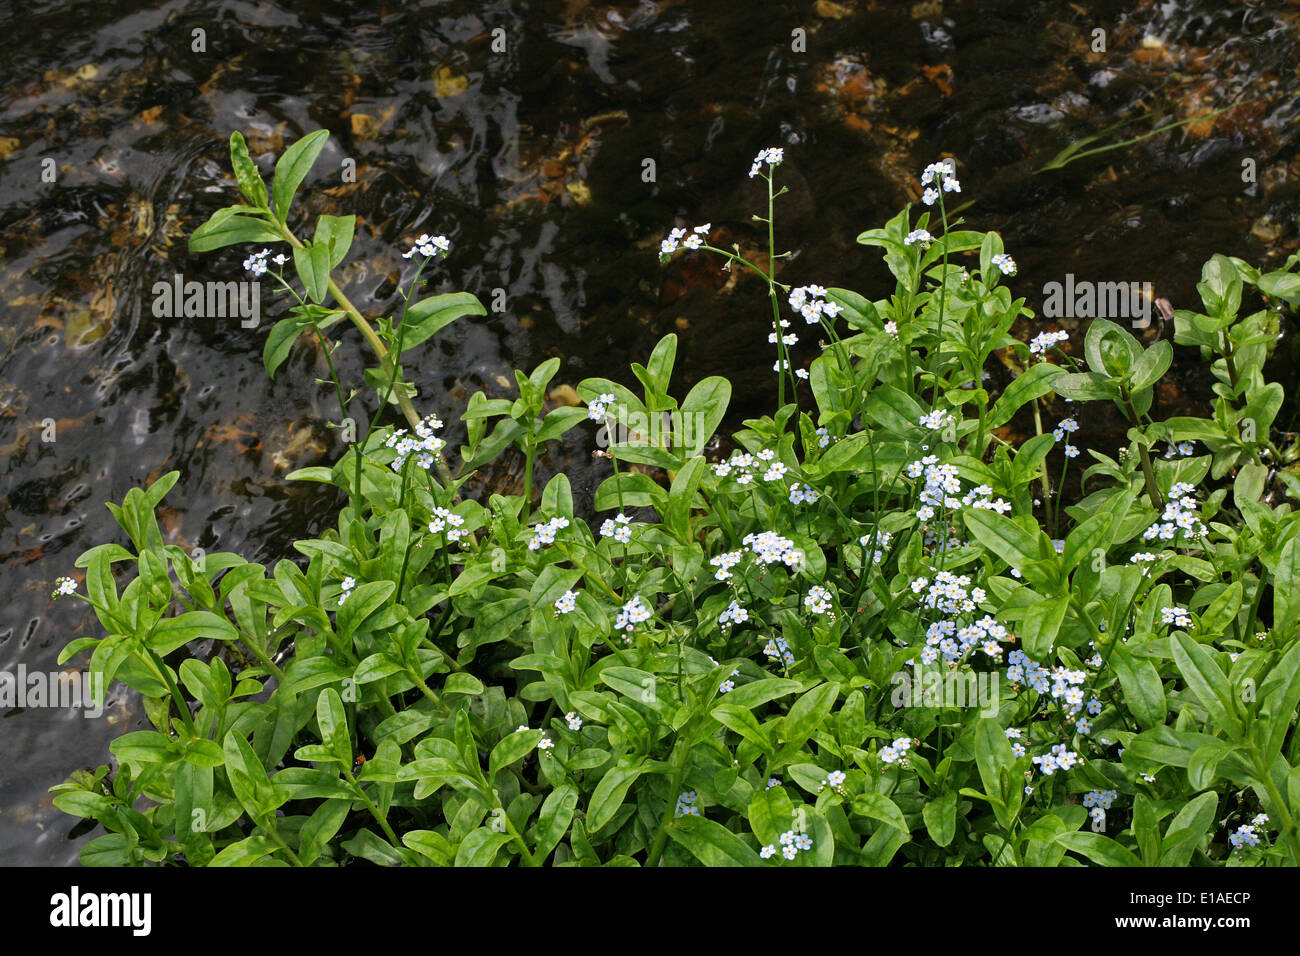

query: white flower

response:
[554,590,578,614]
[52,576,78,597]
[904,229,933,247]
[748,146,784,178]
[990,253,1016,276]
[402,234,450,259]
[565,711,583,731]
[804,585,833,615]
[243,248,272,276]
[718,599,749,626]
[1029,329,1069,356]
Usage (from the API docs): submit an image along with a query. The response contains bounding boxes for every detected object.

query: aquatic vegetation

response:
[49,131,1300,867]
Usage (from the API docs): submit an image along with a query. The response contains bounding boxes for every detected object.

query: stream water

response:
[1,0,1297,864]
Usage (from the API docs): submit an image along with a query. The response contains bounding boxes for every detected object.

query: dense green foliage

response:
[51,133,1300,867]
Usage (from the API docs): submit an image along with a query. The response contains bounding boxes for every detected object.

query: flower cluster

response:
[804,585,833,616]
[659,224,710,261]
[749,147,784,178]
[710,550,744,581]
[919,409,952,431]
[1031,742,1080,775]
[1029,329,1069,356]
[403,234,450,259]
[819,769,848,793]
[599,513,633,544]
[565,711,583,731]
[742,529,801,567]
[338,576,356,606]
[919,613,1008,665]
[904,228,933,247]
[880,736,912,764]
[1006,650,1088,715]
[788,483,819,505]
[427,507,467,544]
[1142,482,1208,542]
[713,449,786,484]
[1161,605,1193,629]
[760,829,813,860]
[859,529,893,563]
[763,636,796,668]
[718,668,740,693]
[1052,417,1080,458]
[385,414,446,472]
[554,590,578,615]
[788,285,843,325]
[920,161,961,205]
[614,595,652,635]
[911,570,986,616]
[1082,789,1117,810]
[242,248,288,276]
[1228,817,1270,850]
[718,599,749,626]
[528,515,570,551]
[990,253,1017,276]
[674,790,700,817]
[1162,440,1197,459]
[907,456,1012,518]
[586,392,616,421]
[52,576,77,598]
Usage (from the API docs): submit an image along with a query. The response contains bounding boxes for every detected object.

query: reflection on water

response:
[1,0,1296,864]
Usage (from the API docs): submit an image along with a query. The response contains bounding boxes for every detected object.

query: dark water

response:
[1,0,1296,865]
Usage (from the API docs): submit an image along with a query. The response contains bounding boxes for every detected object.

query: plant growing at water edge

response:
[49,132,1300,867]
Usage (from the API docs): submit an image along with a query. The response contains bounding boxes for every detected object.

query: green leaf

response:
[746,787,795,846]
[922,791,958,847]
[1051,371,1118,402]
[852,792,908,833]
[679,377,731,456]
[489,729,542,780]
[1020,593,1068,660]
[298,799,351,866]
[712,702,774,752]
[1257,639,1300,758]
[149,611,238,655]
[780,682,838,749]
[401,292,487,351]
[667,815,762,866]
[962,508,1050,573]
[1055,831,1142,866]
[313,214,355,268]
[209,835,281,867]
[229,132,268,209]
[293,241,331,304]
[1130,340,1173,392]
[445,673,486,696]
[316,688,352,766]
[223,730,287,823]
[1172,633,1241,735]
[263,317,305,380]
[586,760,646,832]
[988,363,1064,429]
[1113,651,1167,730]
[337,581,395,638]
[533,784,579,862]
[454,827,515,866]
[272,129,329,224]
[189,212,283,253]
